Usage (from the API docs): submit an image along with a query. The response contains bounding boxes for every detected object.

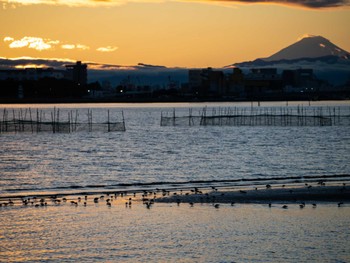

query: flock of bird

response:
[0,182,347,210]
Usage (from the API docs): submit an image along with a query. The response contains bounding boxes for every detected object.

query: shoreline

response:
[1,182,349,207]
[155,184,350,204]
[0,97,350,104]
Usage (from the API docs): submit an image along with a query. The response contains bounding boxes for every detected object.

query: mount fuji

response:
[264,35,350,61]
[233,35,350,85]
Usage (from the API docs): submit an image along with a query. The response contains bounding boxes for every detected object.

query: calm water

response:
[1,101,350,196]
[1,101,350,262]
[1,202,350,262]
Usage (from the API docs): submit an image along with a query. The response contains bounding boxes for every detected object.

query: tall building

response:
[65,61,87,86]
[0,61,87,85]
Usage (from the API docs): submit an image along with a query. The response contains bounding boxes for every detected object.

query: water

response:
[1,101,349,196]
[1,203,349,262]
[1,101,350,262]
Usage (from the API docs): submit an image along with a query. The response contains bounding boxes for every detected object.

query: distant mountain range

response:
[1,35,349,85]
[231,35,350,85]
[266,35,349,61]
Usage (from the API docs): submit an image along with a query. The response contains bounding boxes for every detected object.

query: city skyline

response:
[1,0,349,68]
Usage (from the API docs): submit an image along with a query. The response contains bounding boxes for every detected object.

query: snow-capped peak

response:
[264,35,349,61]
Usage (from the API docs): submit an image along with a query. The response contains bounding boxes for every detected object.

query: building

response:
[0,61,88,99]
[0,61,87,85]
[244,68,283,98]
[0,68,65,81]
[226,68,245,98]
[65,61,87,86]
[188,68,225,97]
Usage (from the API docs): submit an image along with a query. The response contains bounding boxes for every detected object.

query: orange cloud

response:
[4,36,58,51]
[61,44,90,50]
[96,46,118,52]
[1,0,349,8]
[4,36,91,52]
[216,0,350,9]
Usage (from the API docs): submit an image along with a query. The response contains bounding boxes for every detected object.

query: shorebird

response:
[282,205,288,209]
[189,202,194,207]
[338,202,344,207]
[312,203,317,208]
[266,184,271,189]
[214,204,220,209]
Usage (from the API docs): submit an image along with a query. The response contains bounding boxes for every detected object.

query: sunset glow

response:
[1,0,349,68]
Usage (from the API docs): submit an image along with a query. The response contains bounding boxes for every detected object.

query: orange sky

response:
[0,0,349,68]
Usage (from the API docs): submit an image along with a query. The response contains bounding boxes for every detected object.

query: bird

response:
[312,203,317,208]
[266,184,271,189]
[338,202,344,207]
[214,204,220,209]
[189,202,194,207]
[282,205,288,209]
[299,204,305,209]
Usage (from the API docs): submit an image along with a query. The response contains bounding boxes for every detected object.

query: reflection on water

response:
[1,101,350,261]
[0,203,349,262]
[0,102,350,196]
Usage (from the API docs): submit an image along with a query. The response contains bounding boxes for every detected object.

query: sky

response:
[0,0,349,68]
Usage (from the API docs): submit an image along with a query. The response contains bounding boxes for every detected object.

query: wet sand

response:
[156,184,350,204]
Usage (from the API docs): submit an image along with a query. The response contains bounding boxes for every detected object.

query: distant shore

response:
[0,96,349,104]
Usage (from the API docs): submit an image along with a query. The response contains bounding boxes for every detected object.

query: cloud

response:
[61,44,90,50]
[1,0,349,9]
[4,36,91,51]
[61,44,76,50]
[220,0,350,9]
[96,46,118,52]
[0,57,76,69]
[4,36,57,51]
[4,37,14,42]
[0,0,129,7]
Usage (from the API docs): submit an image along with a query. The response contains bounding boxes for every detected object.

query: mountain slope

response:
[264,35,350,61]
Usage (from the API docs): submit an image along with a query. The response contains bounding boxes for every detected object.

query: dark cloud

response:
[0,58,74,69]
[225,0,350,9]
